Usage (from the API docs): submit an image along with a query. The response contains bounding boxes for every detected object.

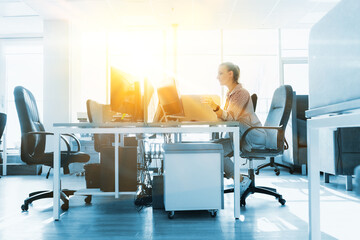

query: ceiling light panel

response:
[0,2,37,17]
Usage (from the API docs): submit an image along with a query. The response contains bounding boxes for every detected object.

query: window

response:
[177,30,221,96]
[224,56,279,123]
[281,29,310,58]
[280,29,310,94]
[223,29,279,123]
[283,62,309,95]
[2,39,43,151]
[109,30,165,89]
[72,28,310,125]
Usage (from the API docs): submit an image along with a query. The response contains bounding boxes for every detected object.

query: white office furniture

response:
[307,110,360,240]
[52,122,241,221]
[163,143,223,218]
[307,0,360,238]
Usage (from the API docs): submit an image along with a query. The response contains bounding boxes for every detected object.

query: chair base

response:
[224,169,286,207]
[255,157,294,176]
[240,183,286,206]
[21,189,92,211]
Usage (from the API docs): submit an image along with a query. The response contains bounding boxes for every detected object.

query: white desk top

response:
[53,121,240,128]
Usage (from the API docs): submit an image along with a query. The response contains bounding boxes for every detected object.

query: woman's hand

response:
[201,96,222,118]
[200,97,218,110]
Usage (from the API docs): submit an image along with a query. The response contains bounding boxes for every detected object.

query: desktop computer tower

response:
[152,175,164,209]
[100,146,137,192]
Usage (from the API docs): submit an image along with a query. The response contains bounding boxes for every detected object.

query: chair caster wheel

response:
[61,203,69,211]
[240,199,246,207]
[289,169,294,174]
[210,210,217,217]
[21,204,29,211]
[279,198,286,205]
[275,171,280,176]
[168,211,175,219]
[85,195,92,204]
[255,170,259,175]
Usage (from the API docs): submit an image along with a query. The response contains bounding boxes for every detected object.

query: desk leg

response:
[115,134,119,198]
[53,132,61,220]
[233,130,240,219]
[307,122,321,240]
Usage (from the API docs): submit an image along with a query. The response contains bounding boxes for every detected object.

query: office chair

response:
[250,94,257,112]
[14,86,91,211]
[225,85,292,206]
[86,99,138,192]
[290,93,308,173]
[0,113,6,141]
[254,90,293,176]
[0,113,6,177]
[241,85,292,206]
[86,100,114,151]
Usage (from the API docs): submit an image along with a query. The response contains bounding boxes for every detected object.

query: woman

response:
[202,62,266,179]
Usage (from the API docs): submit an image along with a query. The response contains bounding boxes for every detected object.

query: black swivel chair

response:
[0,113,6,141]
[86,99,114,151]
[239,85,293,206]
[14,86,91,211]
[250,94,257,112]
[0,113,6,176]
[291,94,309,173]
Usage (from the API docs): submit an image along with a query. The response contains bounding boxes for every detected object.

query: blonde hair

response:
[220,62,240,83]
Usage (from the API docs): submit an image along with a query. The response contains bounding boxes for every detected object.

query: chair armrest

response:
[27,131,54,136]
[61,133,81,152]
[27,131,81,152]
[240,126,284,152]
[24,131,71,159]
[284,138,289,150]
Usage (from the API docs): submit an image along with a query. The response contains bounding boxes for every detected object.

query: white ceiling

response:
[0,0,341,30]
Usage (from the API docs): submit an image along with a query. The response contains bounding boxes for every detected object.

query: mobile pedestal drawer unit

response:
[163,143,224,219]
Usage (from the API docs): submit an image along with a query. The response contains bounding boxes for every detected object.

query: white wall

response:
[69,24,83,123]
[43,20,70,131]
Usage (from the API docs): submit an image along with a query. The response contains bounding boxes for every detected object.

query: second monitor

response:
[110,67,142,122]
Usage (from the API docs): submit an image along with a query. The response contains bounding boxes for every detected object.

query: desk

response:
[307,110,360,239]
[52,121,241,220]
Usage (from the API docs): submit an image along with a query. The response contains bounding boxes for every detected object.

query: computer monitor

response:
[181,95,220,122]
[143,78,159,123]
[157,77,184,118]
[110,67,142,121]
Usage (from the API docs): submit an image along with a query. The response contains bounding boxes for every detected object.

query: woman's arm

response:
[201,97,223,118]
[221,90,249,121]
